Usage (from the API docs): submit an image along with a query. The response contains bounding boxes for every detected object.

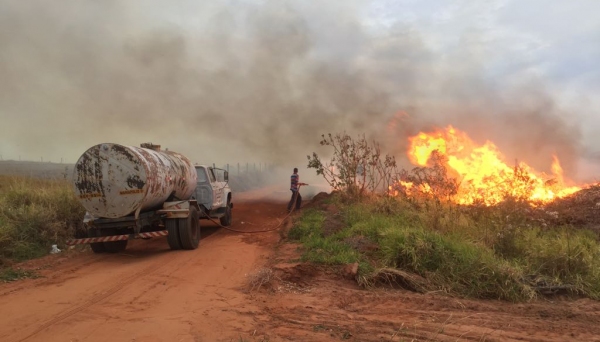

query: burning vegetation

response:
[304,131,600,301]
[309,128,594,207]
[399,126,583,205]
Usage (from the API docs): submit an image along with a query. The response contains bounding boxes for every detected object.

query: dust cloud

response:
[0,0,594,183]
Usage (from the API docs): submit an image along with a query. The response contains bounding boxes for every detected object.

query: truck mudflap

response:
[66,230,168,246]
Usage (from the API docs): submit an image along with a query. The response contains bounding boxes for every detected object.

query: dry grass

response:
[368,268,432,293]
[0,175,85,265]
[246,267,276,292]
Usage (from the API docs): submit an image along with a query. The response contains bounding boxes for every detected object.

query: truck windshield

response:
[196,168,208,182]
[208,168,216,182]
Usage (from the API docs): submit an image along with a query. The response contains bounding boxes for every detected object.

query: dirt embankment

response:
[1,188,600,341]
[249,243,600,341]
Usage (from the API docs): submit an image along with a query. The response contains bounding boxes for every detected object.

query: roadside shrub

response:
[307,133,398,199]
[0,176,85,265]
[519,227,600,297]
[378,227,532,300]
[339,196,532,300]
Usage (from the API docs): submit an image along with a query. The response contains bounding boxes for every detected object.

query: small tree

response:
[307,133,397,197]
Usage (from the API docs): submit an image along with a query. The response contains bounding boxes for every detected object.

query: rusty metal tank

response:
[73,143,197,219]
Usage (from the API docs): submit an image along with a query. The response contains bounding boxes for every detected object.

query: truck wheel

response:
[178,206,200,250]
[104,240,128,253]
[166,218,182,250]
[89,229,106,253]
[220,201,232,227]
[102,228,128,253]
[90,243,106,253]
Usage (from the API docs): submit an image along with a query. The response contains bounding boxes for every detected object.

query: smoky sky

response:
[0,0,597,182]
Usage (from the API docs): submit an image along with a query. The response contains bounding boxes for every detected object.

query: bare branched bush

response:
[307,133,397,198]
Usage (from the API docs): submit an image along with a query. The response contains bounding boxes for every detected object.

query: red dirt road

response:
[2,188,600,342]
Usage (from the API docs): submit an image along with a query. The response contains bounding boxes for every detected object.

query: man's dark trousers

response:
[288,190,302,211]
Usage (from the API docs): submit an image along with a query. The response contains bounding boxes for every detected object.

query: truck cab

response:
[194,165,233,226]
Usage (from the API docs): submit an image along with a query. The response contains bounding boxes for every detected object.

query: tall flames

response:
[400,126,582,205]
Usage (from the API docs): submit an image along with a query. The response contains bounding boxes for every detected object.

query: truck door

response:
[195,167,213,210]
[207,168,223,208]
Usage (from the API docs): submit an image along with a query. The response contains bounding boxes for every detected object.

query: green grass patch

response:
[288,208,362,268]
[290,194,600,301]
[377,227,530,300]
[0,267,39,282]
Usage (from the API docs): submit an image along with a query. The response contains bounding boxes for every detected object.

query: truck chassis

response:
[67,198,233,252]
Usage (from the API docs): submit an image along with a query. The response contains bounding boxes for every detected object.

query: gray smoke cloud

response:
[0,0,597,183]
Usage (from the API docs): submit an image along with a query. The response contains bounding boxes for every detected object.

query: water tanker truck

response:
[68,143,233,253]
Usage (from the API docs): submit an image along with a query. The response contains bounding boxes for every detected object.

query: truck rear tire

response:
[220,201,232,227]
[89,229,106,254]
[90,242,106,253]
[166,219,182,250]
[104,240,128,253]
[178,206,200,250]
[103,228,128,253]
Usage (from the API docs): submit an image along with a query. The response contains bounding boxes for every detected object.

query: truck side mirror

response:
[224,171,229,182]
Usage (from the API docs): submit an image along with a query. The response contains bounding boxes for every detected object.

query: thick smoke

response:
[0,0,594,182]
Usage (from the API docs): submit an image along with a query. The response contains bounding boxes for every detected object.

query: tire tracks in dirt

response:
[15,231,224,342]
[16,259,168,341]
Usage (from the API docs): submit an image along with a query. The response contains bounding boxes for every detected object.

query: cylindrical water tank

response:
[72,143,197,219]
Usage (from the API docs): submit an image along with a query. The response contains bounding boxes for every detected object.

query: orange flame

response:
[402,126,582,205]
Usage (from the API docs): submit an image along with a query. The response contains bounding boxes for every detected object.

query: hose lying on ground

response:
[201,185,305,233]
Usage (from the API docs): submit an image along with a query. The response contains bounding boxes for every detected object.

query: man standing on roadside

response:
[288,167,307,212]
